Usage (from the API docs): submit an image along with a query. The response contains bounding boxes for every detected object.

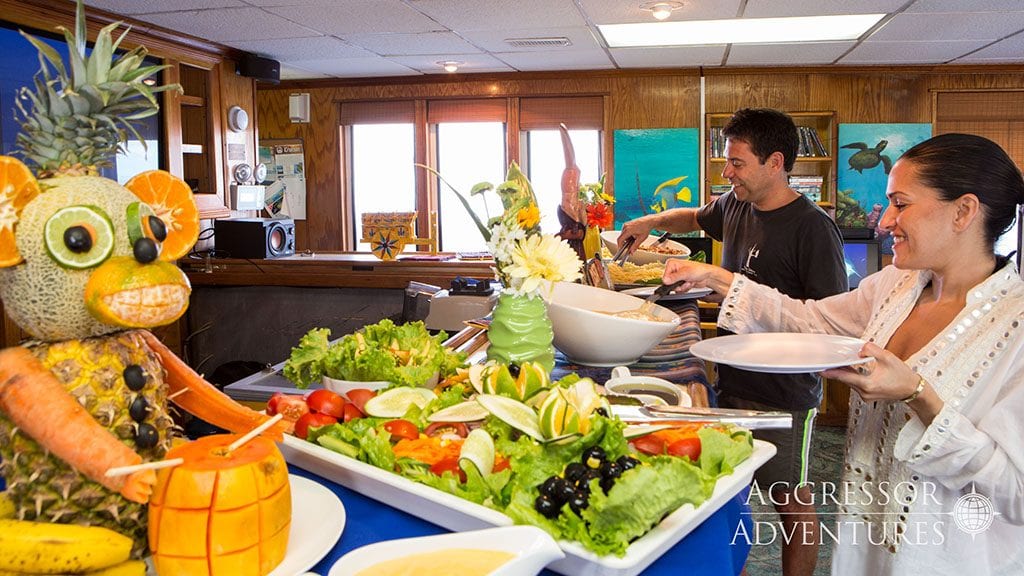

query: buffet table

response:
[295,464,753,576]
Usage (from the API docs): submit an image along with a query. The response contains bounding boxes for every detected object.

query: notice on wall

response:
[258,139,307,220]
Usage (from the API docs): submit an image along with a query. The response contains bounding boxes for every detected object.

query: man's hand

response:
[618,217,655,254]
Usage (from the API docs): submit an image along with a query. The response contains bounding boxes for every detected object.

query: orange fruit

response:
[124,170,199,261]
[0,156,41,267]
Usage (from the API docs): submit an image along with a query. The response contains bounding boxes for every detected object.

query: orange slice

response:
[0,156,41,267]
[124,170,199,261]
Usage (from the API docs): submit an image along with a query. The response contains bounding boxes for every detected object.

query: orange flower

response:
[586,202,614,229]
[517,204,541,229]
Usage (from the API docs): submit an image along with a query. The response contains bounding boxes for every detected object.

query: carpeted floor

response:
[742,424,846,576]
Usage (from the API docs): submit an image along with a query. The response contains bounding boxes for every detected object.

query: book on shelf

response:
[796,126,828,157]
[789,175,824,202]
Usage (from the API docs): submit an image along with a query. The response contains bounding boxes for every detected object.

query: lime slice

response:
[43,205,114,269]
[458,428,495,477]
[427,400,489,423]
[363,387,436,418]
[538,388,572,439]
[475,394,544,442]
[623,424,674,439]
[126,201,160,246]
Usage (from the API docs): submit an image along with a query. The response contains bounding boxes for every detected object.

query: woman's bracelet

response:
[902,376,927,404]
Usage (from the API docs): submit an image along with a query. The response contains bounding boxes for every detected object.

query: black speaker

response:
[237,53,280,85]
[214,218,295,259]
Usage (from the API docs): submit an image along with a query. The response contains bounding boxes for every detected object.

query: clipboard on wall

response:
[258,138,307,220]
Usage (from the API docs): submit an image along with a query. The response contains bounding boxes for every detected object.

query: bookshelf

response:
[706,111,837,208]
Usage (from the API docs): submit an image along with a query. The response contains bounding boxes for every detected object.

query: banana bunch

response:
[0,519,140,575]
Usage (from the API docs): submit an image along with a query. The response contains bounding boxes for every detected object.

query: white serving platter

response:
[279,435,774,576]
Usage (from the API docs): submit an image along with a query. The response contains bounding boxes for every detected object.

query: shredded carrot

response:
[392,436,463,465]
[649,423,721,445]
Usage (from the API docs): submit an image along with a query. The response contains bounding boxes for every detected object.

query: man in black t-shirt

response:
[618,108,847,576]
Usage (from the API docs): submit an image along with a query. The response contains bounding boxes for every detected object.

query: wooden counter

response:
[180,252,495,289]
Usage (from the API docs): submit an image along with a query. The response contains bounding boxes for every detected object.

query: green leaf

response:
[415,163,491,242]
[20,32,67,79]
[470,182,493,196]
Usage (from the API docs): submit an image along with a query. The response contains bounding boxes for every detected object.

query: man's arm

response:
[618,208,701,251]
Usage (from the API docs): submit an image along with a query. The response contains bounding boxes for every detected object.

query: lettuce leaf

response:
[281,328,331,388]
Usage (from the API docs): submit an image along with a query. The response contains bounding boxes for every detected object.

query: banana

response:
[0,519,132,574]
[82,560,147,576]
[0,492,14,519]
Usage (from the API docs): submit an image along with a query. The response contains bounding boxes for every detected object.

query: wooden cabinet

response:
[705,111,837,208]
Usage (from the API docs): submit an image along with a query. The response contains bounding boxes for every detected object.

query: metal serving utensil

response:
[610,404,793,430]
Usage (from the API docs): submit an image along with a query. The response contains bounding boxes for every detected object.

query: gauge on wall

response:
[233,162,253,184]
[228,105,249,132]
[254,162,268,183]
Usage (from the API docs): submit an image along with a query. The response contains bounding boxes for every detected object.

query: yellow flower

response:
[517,204,541,229]
[505,234,582,295]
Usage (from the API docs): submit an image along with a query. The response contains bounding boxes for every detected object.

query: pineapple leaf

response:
[19,32,67,79]
[79,85,107,109]
[87,22,121,86]
[110,26,130,55]
[61,27,88,90]
[73,1,86,57]
[65,91,93,115]
[44,84,70,118]
[130,82,158,107]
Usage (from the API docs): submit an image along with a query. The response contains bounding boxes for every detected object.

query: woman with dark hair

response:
[662,133,1024,575]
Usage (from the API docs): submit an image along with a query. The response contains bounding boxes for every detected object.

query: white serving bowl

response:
[543,282,680,367]
[328,525,564,576]
[605,366,692,407]
[601,230,690,266]
[320,376,391,400]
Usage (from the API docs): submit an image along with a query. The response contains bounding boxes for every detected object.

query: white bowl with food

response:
[320,376,392,400]
[601,230,690,266]
[328,525,563,576]
[543,282,680,367]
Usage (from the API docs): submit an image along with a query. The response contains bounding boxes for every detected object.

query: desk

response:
[296,465,753,576]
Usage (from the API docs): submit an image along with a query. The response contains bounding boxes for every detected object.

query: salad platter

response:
[280,435,774,576]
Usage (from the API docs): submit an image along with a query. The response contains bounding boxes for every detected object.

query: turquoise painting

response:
[836,123,931,239]
[612,128,699,229]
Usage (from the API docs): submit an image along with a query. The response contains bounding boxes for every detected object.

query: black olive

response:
[595,407,608,417]
[133,237,158,263]
[600,477,615,494]
[135,423,159,449]
[539,476,562,499]
[564,462,587,483]
[576,469,601,493]
[148,215,168,241]
[617,455,640,471]
[507,363,520,377]
[534,494,560,519]
[554,479,576,504]
[599,460,623,480]
[129,396,150,422]
[123,365,146,391]
[64,226,92,253]
[540,476,574,505]
[568,490,589,515]
[582,446,606,468]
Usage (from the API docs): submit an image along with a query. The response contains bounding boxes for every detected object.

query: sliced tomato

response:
[383,419,419,441]
[667,437,701,461]
[423,421,469,439]
[493,454,510,473]
[266,391,285,415]
[345,389,377,413]
[429,455,466,483]
[343,402,364,423]
[629,434,667,456]
[306,389,346,418]
[294,412,337,440]
[275,395,310,422]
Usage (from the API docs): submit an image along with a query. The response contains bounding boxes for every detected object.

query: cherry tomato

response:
[629,434,667,456]
[306,389,346,418]
[423,422,469,438]
[294,412,337,440]
[343,402,364,423]
[345,389,377,413]
[429,456,466,483]
[274,395,310,422]
[383,419,419,441]
[667,437,701,461]
[493,454,511,473]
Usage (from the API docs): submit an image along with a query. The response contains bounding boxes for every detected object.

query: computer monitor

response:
[843,240,881,290]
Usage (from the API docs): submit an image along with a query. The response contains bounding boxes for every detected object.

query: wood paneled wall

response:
[257,66,1024,252]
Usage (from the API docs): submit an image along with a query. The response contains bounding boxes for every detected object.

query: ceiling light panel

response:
[599,14,886,47]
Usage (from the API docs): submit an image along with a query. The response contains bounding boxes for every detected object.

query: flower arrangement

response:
[579,175,614,230]
[423,162,582,298]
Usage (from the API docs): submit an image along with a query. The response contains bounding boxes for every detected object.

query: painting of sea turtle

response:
[841,139,894,174]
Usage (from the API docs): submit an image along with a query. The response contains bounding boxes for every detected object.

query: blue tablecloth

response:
[298,464,753,575]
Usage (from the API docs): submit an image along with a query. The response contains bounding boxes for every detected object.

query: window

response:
[341,96,604,253]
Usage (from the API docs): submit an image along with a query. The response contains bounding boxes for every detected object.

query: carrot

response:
[0,346,154,502]
[139,331,289,441]
[392,436,463,465]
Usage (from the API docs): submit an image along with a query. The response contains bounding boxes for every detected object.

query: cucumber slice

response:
[623,424,674,439]
[362,387,436,418]
[458,428,495,477]
[43,205,114,269]
[317,435,360,458]
[427,400,489,423]
[475,394,544,442]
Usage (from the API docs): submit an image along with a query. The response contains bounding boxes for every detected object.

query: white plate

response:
[280,435,775,576]
[328,526,564,576]
[621,286,713,301]
[689,333,871,374]
[269,474,347,576]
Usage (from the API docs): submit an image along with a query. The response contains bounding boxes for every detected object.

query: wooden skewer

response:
[167,388,189,401]
[226,413,285,454]
[105,458,184,478]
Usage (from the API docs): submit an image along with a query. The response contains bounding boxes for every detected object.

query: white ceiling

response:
[82,0,1024,80]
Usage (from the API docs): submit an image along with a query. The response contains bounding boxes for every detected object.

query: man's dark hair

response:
[722,108,799,172]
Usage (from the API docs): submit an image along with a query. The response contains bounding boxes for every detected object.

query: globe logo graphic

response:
[954,491,994,535]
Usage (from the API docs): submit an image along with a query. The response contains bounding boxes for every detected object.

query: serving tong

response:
[610,230,673,267]
[610,404,793,430]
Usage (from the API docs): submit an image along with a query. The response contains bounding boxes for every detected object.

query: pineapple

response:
[0,0,282,559]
